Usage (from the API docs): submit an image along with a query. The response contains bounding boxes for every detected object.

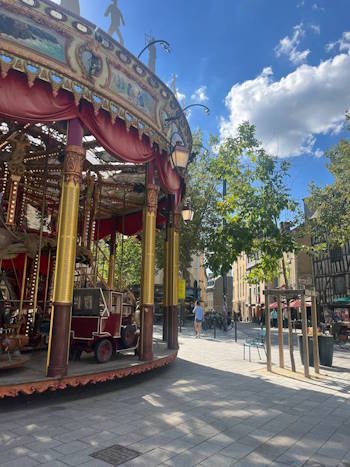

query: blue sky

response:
[61,0,350,204]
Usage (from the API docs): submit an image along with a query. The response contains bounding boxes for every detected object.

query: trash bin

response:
[298,335,334,367]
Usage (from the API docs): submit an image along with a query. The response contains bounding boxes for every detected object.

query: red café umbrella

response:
[289,299,312,308]
[269,302,287,309]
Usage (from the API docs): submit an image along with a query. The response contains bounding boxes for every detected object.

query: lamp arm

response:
[138,40,170,59]
[165,104,210,123]
[182,104,210,113]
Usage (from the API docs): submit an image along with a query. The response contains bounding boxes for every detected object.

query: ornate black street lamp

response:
[168,132,190,173]
[182,200,194,223]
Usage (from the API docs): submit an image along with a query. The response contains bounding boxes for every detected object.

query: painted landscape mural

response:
[0,10,66,63]
[110,69,156,118]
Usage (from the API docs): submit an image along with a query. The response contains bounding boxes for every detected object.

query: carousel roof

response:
[0,0,188,242]
[0,0,192,155]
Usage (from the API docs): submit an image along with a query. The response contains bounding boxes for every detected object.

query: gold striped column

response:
[47,144,86,377]
[162,224,170,342]
[107,226,117,290]
[140,182,159,361]
[168,206,180,350]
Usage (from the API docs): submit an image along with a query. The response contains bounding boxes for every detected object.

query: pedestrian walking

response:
[271,308,277,328]
[193,300,204,338]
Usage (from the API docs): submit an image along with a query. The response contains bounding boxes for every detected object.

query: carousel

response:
[0,0,191,397]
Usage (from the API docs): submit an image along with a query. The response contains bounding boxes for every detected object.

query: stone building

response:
[206,272,233,314]
[231,229,313,321]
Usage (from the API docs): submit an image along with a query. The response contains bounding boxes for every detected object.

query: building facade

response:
[206,273,233,314]
[312,242,350,314]
[232,254,248,319]
[304,202,350,315]
[231,231,313,321]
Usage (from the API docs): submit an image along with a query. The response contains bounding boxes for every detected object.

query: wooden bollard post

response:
[287,302,296,372]
[277,294,284,369]
[311,294,320,374]
[301,293,310,378]
[265,289,272,372]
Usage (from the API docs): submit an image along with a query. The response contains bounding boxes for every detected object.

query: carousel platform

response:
[0,341,177,399]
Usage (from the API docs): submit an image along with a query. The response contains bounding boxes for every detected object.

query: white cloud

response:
[312,3,325,11]
[314,148,324,158]
[220,51,350,158]
[310,24,320,35]
[166,76,186,106]
[275,23,310,65]
[176,90,186,106]
[326,31,350,53]
[191,85,209,103]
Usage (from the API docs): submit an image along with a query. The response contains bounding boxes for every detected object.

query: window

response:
[330,247,342,263]
[334,275,346,295]
[72,289,100,316]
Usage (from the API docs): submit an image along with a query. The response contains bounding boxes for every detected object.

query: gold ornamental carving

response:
[146,184,159,214]
[8,134,29,177]
[64,145,86,184]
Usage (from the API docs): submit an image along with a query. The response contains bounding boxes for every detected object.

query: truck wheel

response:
[121,325,136,348]
[94,339,113,363]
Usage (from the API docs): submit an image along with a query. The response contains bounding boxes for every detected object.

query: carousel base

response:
[0,341,177,399]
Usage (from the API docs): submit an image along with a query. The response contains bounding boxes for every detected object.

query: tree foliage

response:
[156,130,220,280]
[205,122,298,283]
[97,234,142,288]
[306,117,350,248]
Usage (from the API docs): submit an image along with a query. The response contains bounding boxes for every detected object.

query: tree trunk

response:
[282,255,296,372]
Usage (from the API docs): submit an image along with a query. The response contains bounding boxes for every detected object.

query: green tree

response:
[206,122,298,284]
[97,235,142,288]
[156,130,220,280]
[306,117,350,248]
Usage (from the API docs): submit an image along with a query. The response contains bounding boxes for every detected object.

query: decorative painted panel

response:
[0,0,192,154]
[0,9,66,63]
[109,67,156,119]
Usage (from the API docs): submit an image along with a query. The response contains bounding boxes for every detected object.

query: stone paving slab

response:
[0,323,349,466]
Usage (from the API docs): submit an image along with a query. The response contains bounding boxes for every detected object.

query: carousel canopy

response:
[0,0,191,241]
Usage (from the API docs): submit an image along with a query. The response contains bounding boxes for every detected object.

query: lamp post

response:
[165,104,210,124]
[178,200,195,334]
[222,179,227,332]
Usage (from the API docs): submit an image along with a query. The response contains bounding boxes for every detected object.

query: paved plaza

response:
[0,323,350,467]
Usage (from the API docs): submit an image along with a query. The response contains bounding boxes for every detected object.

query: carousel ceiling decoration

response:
[0,0,192,155]
[0,120,160,232]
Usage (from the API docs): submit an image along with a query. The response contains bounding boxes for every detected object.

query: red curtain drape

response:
[155,152,182,199]
[0,71,76,122]
[80,102,157,164]
[0,71,181,196]
[95,207,167,240]
[0,71,182,238]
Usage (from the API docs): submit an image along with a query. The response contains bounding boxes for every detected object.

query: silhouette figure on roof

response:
[61,0,80,16]
[105,0,125,47]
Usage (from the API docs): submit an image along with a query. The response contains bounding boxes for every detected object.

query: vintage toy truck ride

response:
[70,288,139,363]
